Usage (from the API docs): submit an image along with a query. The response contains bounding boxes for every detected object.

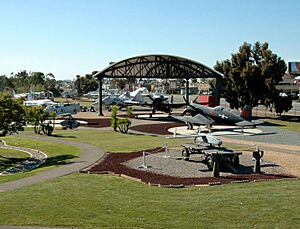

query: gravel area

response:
[88,148,294,186]
[124,148,289,178]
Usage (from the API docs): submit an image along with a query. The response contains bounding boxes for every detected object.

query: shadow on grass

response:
[40,154,78,168]
[279,115,300,122]
[249,132,277,136]
[50,134,77,139]
[127,131,159,137]
[0,156,29,171]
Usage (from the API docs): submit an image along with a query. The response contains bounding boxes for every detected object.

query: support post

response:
[139,151,150,169]
[253,146,264,173]
[98,76,104,116]
[212,153,220,177]
[163,142,170,158]
[185,78,189,105]
[215,77,221,106]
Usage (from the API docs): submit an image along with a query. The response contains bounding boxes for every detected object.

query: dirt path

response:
[0,136,104,192]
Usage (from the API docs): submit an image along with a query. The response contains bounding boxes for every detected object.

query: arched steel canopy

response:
[93,54,223,79]
[93,54,222,116]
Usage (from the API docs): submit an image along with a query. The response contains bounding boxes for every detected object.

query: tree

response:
[25,106,55,135]
[29,72,45,87]
[44,73,60,97]
[111,106,132,133]
[274,95,293,115]
[0,75,14,92]
[12,70,31,92]
[75,75,82,96]
[214,42,287,109]
[81,74,98,94]
[0,93,26,136]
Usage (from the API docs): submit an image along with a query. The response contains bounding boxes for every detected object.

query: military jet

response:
[44,103,82,129]
[147,94,186,115]
[166,128,223,147]
[44,103,81,116]
[171,103,260,129]
[93,87,148,111]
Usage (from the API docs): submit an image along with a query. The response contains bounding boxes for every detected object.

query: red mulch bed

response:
[87,148,295,187]
[76,116,186,135]
[76,118,111,128]
[130,122,186,135]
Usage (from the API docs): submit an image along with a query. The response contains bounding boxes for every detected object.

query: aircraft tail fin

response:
[132,91,144,103]
[240,105,252,121]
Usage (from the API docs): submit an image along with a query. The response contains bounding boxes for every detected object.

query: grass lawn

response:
[1,129,299,228]
[0,136,80,184]
[0,173,299,228]
[0,148,30,172]
[265,118,300,132]
[52,129,185,152]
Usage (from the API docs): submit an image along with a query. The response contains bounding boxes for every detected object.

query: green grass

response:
[0,173,299,228]
[0,148,30,171]
[264,118,300,132]
[0,130,183,182]
[52,129,185,152]
[0,136,80,183]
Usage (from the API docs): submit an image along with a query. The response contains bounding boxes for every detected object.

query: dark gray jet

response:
[147,94,186,115]
[171,103,260,129]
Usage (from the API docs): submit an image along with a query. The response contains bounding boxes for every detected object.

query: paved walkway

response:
[0,135,104,192]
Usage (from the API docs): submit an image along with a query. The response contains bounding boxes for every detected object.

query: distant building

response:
[276,73,299,94]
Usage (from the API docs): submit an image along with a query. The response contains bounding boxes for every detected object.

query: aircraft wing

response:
[235,120,255,127]
[171,113,214,125]
[124,100,140,105]
[236,120,264,127]
[56,112,72,117]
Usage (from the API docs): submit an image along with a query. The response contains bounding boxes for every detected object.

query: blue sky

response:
[0,0,299,80]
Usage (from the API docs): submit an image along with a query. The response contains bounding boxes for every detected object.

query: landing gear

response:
[205,155,213,171]
[181,148,190,161]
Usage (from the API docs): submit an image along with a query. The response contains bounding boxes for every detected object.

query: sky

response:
[0,0,299,80]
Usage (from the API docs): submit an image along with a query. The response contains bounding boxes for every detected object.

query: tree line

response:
[213,41,292,114]
[0,41,294,137]
[0,71,60,96]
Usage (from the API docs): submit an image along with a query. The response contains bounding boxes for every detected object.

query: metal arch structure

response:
[93,54,223,116]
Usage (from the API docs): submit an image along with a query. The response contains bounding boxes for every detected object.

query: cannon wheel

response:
[182,148,190,161]
[206,155,213,171]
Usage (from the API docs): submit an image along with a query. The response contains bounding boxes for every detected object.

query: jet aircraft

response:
[93,87,148,111]
[44,103,82,129]
[171,103,260,129]
[44,103,81,116]
[147,94,186,115]
[166,128,223,147]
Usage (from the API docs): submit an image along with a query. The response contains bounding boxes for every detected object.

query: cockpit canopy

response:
[213,106,224,112]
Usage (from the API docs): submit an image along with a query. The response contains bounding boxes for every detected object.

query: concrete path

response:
[0,135,104,192]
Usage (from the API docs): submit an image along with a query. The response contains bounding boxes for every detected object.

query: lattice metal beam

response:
[93,54,222,79]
